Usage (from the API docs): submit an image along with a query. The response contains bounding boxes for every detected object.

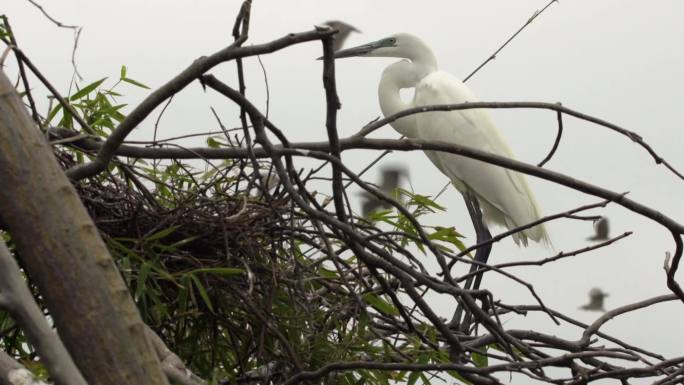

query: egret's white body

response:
[335,34,549,246]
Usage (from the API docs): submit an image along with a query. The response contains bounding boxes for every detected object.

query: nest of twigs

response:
[52,145,371,377]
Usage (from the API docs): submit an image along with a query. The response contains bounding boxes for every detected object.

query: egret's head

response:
[332,33,427,60]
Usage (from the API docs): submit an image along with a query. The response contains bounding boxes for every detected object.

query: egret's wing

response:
[412,71,546,243]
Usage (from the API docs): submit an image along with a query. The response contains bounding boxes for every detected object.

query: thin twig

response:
[25,0,83,80]
[1,16,40,124]
[463,0,559,82]
[320,26,346,222]
[538,107,563,167]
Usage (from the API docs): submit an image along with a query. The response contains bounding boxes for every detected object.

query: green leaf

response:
[319,268,338,279]
[95,103,127,116]
[366,209,395,222]
[122,77,150,89]
[362,293,399,316]
[428,226,468,252]
[58,108,73,129]
[406,371,420,385]
[206,137,222,148]
[103,89,123,97]
[446,370,472,385]
[189,274,213,312]
[46,103,63,124]
[135,263,152,300]
[375,370,391,385]
[69,77,107,101]
[178,276,190,312]
[472,350,488,368]
[169,235,201,248]
[120,65,127,79]
[418,373,430,385]
[410,193,445,211]
[188,267,244,277]
[146,226,179,241]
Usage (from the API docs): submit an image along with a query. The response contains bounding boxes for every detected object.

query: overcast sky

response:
[4,0,684,376]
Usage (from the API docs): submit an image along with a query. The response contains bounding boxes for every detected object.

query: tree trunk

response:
[0,70,167,385]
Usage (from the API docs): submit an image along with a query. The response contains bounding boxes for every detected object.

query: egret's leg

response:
[462,190,492,291]
[448,190,492,332]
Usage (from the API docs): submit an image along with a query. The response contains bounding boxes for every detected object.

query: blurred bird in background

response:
[580,287,608,311]
[361,166,409,217]
[321,20,360,51]
[588,216,610,241]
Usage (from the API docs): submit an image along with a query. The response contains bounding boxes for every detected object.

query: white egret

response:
[333,34,549,248]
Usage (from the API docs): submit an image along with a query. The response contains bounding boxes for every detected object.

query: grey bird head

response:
[360,165,409,217]
[379,166,409,193]
[579,287,608,312]
[360,193,383,218]
[322,20,360,51]
[587,216,610,241]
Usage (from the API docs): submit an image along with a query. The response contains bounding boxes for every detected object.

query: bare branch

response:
[355,101,682,182]
[23,0,83,79]
[538,107,563,167]
[0,16,39,124]
[48,128,684,236]
[464,0,559,82]
[320,25,346,222]
[580,294,679,347]
[66,28,335,181]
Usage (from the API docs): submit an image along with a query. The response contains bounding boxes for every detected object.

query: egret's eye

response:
[381,37,397,46]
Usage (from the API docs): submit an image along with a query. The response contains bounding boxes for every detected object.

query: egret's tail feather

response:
[478,197,551,248]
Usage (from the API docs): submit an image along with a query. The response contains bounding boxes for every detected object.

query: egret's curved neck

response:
[378,52,437,137]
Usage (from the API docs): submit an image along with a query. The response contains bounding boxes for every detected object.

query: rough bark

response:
[0,70,168,385]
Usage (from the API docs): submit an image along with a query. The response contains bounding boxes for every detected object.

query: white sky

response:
[4,0,684,380]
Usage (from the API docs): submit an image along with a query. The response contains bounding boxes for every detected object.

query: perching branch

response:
[48,127,684,235]
[355,101,683,182]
